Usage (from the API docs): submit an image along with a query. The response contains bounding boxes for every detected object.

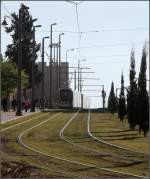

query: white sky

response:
[1,1,149,108]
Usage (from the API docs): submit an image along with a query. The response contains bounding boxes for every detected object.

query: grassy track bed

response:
[21,111,129,178]
[1,112,76,178]
[63,111,148,176]
[0,112,43,130]
[88,112,148,176]
[90,112,148,154]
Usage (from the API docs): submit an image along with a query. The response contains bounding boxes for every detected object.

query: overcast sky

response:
[1,1,149,108]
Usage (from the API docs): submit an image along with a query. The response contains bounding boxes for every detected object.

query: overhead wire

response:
[75,41,149,50]
[44,40,148,51]
[36,28,149,34]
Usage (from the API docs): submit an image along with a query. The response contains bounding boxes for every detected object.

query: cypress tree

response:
[138,44,149,136]
[118,72,126,121]
[108,82,117,115]
[2,3,41,88]
[126,48,138,130]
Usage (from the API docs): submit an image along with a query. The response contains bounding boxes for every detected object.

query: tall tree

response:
[1,59,28,97]
[108,82,117,115]
[2,3,41,88]
[138,44,149,136]
[118,72,126,121]
[126,48,138,130]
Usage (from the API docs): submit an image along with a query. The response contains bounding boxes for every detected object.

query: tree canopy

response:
[118,72,126,121]
[108,82,117,114]
[137,44,149,136]
[2,3,41,87]
[1,59,29,97]
[126,48,138,130]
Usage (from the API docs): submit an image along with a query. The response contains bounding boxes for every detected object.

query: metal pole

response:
[80,68,82,92]
[41,37,44,110]
[58,33,64,89]
[16,8,22,116]
[56,43,59,92]
[74,70,76,90]
[56,43,59,104]
[59,36,61,89]
[66,50,68,88]
[49,25,53,109]
[41,37,50,109]
[31,25,41,112]
[78,60,80,92]
[31,27,36,112]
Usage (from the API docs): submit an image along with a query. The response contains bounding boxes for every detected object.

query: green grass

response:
[90,112,149,154]
[63,112,148,176]
[1,111,149,178]
[1,112,73,178]
[22,111,148,177]
[0,112,44,130]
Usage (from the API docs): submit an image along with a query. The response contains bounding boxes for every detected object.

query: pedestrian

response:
[24,98,30,112]
[35,98,39,109]
[12,97,17,112]
[2,97,7,112]
[45,98,48,108]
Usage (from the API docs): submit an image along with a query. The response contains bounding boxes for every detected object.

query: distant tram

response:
[59,88,90,109]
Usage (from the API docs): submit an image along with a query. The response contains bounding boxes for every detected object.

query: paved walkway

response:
[0,110,40,123]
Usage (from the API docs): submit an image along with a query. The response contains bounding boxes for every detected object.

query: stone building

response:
[35,61,69,108]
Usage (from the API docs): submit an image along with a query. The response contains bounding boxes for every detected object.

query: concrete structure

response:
[35,61,69,108]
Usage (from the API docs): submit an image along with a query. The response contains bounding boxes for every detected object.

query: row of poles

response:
[15,8,65,115]
[15,8,88,115]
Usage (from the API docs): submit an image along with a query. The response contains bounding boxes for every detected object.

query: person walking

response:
[24,98,30,112]
[2,97,7,112]
[12,97,17,112]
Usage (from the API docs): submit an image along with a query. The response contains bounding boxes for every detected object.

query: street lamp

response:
[41,36,49,110]
[49,23,57,109]
[78,59,86,92]
[58,33,64,89]
[31,24,41,112]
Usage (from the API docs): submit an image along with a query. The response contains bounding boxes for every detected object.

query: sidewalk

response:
[0,110,40,123]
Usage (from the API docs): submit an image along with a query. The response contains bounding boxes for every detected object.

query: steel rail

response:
[87,109,147,156]
[0,113,48,132]
[1,111,41,124]
[59,111,143,164]
[1,111,80,177]
[59,110,148,178]
[17,111,148,178]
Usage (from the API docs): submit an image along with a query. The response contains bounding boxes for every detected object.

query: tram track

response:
[59,110,142,164]
[59,110,148,178]
[87,109,147,156]
[0,112,48,132]
[17,110,148,178]
[1,112,80,178]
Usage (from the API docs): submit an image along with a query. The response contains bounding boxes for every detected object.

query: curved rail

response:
[59,110,147,178]
[16,110,148,178]
[0,113,48,132]
[87,109,147,156]
[59,110,142,164]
